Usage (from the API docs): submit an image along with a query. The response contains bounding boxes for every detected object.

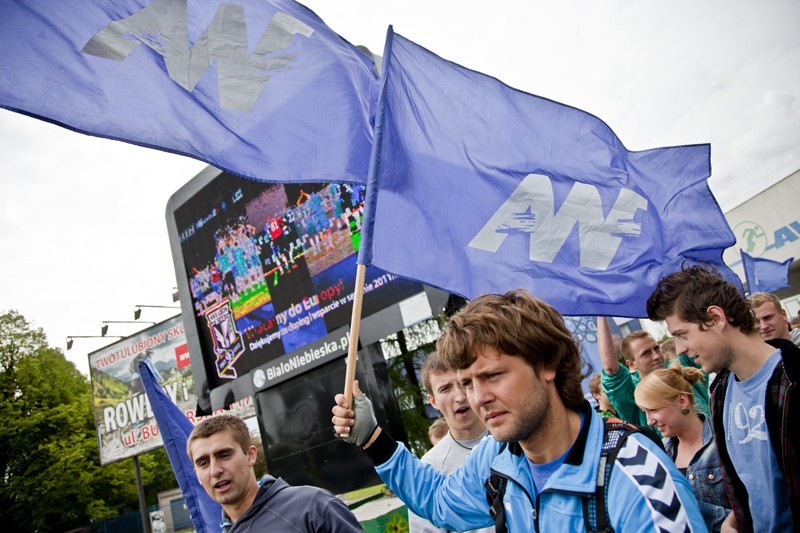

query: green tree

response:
[0,310,173,531]
[382,315,452,457]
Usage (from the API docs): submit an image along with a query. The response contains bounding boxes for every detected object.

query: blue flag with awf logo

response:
[741,250,793,294]
[359,29,739,317]
[139,358,222,533]
[0,0,376,184]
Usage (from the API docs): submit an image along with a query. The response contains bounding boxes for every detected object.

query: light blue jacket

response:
[375,403,706,532]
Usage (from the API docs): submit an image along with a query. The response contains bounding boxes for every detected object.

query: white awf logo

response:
[82,0,314,111]
[468,173,647,270]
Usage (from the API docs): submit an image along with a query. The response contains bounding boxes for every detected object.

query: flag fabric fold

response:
[361,28,739,317]
[139,359,221,533]
[741,250,793,294]
[0,0,377,184]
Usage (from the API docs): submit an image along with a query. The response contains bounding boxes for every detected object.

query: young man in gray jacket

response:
[187,414,362,532]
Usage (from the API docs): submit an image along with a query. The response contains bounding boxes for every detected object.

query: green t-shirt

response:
[600,354,709,436]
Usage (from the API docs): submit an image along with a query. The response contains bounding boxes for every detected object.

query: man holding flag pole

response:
[2,0,741,527]
[333,26,726,532]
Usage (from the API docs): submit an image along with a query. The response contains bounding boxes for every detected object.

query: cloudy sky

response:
[1,0,798,375]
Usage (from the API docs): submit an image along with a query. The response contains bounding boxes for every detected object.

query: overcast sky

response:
[1,0,798,375]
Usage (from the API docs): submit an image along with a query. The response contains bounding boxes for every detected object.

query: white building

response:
[722,168,800,316]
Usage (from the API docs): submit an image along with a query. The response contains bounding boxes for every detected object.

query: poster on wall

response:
[88,315,255,465]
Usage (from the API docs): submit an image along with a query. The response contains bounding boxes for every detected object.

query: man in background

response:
[187,414,362,532]
[588,373,617,419]
[427,418,448,446]
[748,291,800,347]
[410,352,492,533]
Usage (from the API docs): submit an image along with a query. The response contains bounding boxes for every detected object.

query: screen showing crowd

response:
[174,174,422,389]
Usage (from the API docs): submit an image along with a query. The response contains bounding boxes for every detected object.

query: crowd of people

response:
[331,265,797,532]
[187,184,367,316]
[180,265,797,532]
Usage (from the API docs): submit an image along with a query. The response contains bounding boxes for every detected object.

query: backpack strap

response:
[485,472,508,533]
[583,418,663,532]
[486,419,664,533]
[484,442,509,533]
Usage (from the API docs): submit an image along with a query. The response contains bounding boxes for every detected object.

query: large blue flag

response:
[139,359,222,533]
[0,0,376,184]
[741,250,793,294]
[360,29,739,317]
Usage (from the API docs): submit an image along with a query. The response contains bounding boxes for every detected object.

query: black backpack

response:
[485,418,662,533]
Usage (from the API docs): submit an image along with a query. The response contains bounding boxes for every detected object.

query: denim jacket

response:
[665,414,730,532]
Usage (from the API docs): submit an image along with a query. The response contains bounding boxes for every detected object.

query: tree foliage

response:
[0,310,175,531]
[382,316,448,457]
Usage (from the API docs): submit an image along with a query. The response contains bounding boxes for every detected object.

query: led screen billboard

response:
[167,168,423,411]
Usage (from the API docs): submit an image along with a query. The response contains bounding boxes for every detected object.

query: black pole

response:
[133,455,152,533]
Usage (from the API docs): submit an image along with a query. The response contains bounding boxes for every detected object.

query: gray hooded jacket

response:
[221,475,363,532]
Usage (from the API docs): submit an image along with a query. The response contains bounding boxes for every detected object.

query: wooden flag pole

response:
[343,262,367,407]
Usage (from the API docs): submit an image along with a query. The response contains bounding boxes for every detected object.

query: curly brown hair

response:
[646,265,755,334]
[436,289,589,410]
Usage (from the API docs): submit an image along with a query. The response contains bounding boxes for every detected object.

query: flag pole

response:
[343,263,366,406]
[342,26,395,407]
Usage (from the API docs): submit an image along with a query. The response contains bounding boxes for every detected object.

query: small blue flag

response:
[360,29,740,317]
[139,359,222,533]
[0,0,377,184]
[741,250,793,294]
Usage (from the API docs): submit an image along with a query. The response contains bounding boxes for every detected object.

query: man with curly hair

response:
[333,289,703,531]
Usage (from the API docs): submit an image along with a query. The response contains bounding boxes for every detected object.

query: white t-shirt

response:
[408,431,494,533]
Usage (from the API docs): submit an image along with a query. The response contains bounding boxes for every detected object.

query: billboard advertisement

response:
[88,315,255,464]
[89,316,192,464]
[168,170,423,402]
[722,168,800,300]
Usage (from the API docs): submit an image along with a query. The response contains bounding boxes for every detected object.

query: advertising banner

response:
[89,315,194,464]
[723,169,800,281]
[89,315,255,465]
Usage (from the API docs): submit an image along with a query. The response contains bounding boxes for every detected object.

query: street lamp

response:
[133,305,179,320]
[66,335,123,350]
[101,320,155,336]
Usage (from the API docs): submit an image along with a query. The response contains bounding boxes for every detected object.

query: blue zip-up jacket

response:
[367,402,706,531]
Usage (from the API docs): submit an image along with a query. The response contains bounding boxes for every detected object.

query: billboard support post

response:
[343,263,367,407]
[133,454,151,533]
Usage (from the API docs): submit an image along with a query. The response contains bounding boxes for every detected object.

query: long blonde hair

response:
[634,366,704,410]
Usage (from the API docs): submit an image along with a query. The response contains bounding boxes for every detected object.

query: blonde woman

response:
[635,367,731,532]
